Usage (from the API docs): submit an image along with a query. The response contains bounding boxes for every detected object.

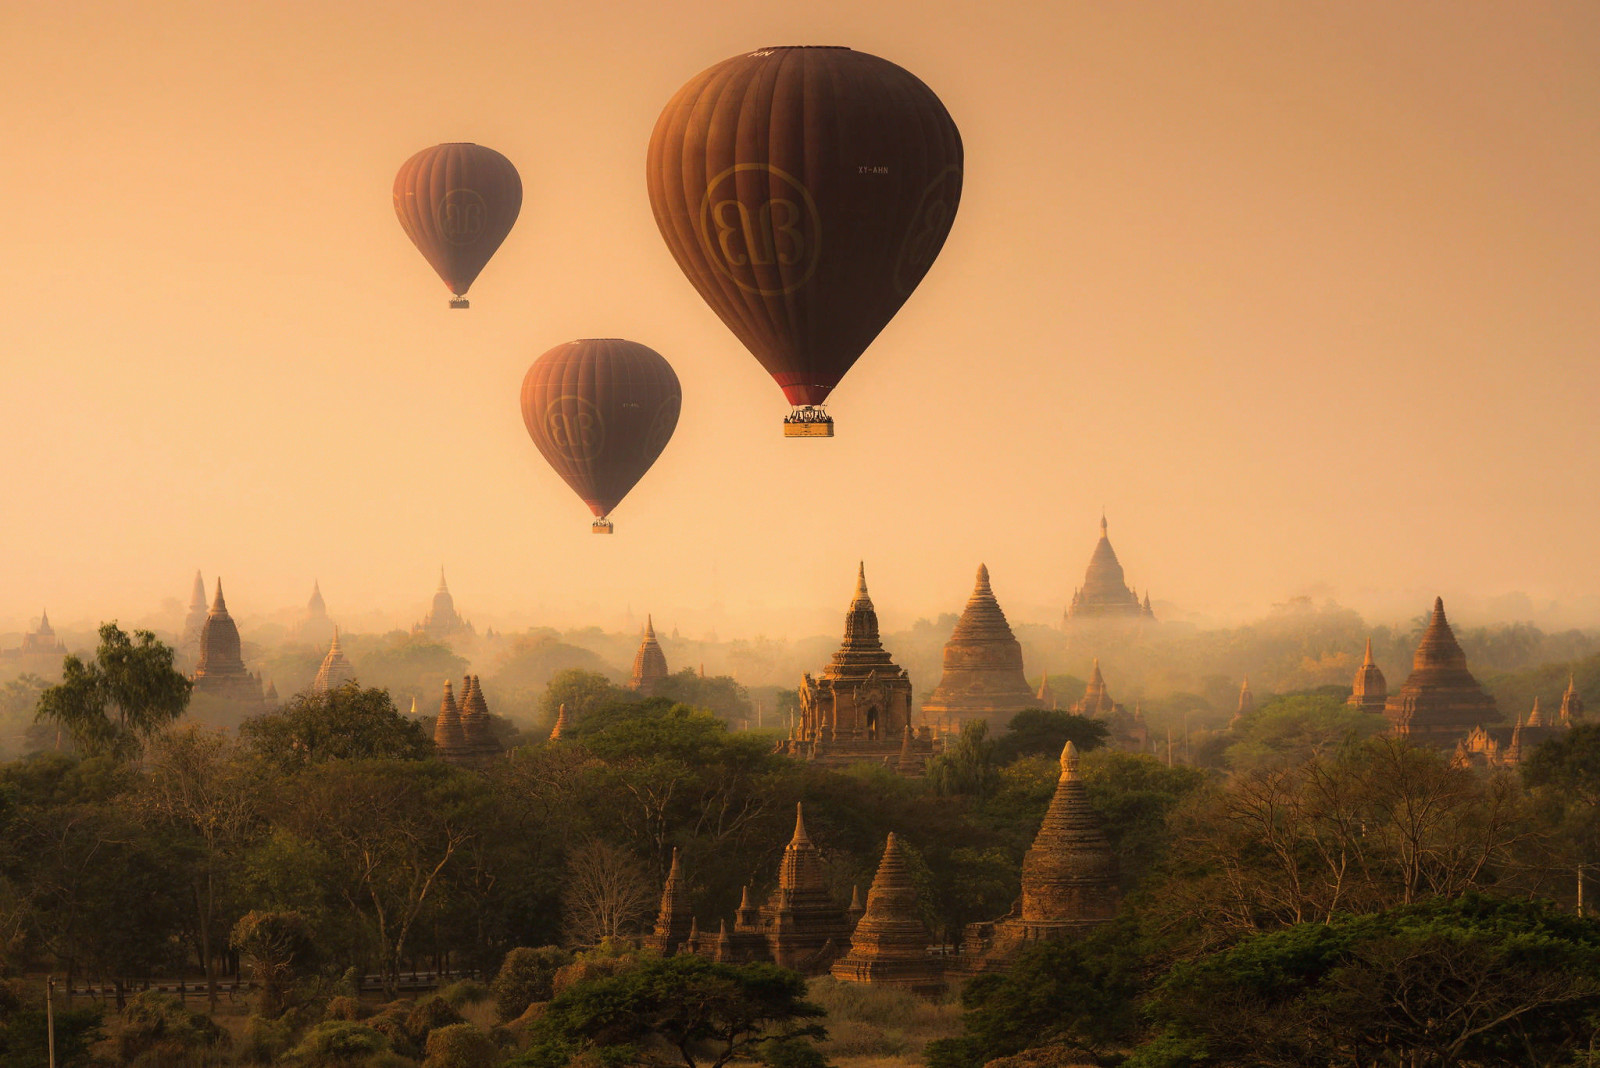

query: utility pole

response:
[46,975,56,1068]
[1580,863,1586,918]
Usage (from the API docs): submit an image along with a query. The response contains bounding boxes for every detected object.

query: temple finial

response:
[1060,740,1080,779]
[211,578,227,612]
[792,802,810,844]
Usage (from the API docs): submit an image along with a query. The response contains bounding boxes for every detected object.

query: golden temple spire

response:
[853,561,870,605]
[791,801,811,846]
[211,578,227,614]
[1363,637,1375,666]
[1059,739,1080,781]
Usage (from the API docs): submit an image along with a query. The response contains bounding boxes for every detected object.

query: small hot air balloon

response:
[520,339,682,533]
[393,143,522,308]
[647,47,962,436]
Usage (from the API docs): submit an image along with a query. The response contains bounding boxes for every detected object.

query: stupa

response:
[783,565,932,770]
[1562,676,1585,725]
[311,628,355,693]
[956,742,1118,972]
[1035,671,1057,710]
[1347,638,1387,714]
[1384,598,1498,746]
[432,680,471,765]
[181,570,209,647]
[192,580,264,703]
[456,675,502,766]
[1063,515,1156,625]
[549,702,570,740]
[643,848,695,956]
[830,833,943,994]
[1070,659,1117,718]
[296,581,336,645]
[630,616,670,695]
[920,565,1037,732]
[413,568,473,639]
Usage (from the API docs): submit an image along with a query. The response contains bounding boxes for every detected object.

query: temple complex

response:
[1347,638,1387,714]
[630,616,670,695]
[830,833,943,994]
[957,742,1118,973]
[431,676,501,767]
[191,580,264,703]
[749,804,854,971]
[1385,598,1498,746]
[296,581,336,646]
[181,571,208,648]
[311,628,355,693]
[413,568,473,640]
[781,565,934,771]
[1063,515,1156,625]
[920,565,1037,733]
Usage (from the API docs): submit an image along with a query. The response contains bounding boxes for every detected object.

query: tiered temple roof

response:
[783,565,932,771]
[1064,515,1156,624]
[455,675,502,766]
[921,565,1037,732]
[17,609,66,657]
[311,628,355,693]
[1071,659,1116,718]
[1347,638,1387,714]
[758,804,854,971]
[192,580,264,703]
[956,741,1118,973]
[630,616,670,695]
[1069,660,1147,752]
[432,680,469,761]
[1385,598,1498,746]
[830,833,943,994]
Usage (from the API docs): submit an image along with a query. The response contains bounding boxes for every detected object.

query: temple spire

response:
[211,578,227,614]
[1363,637,1374,665]
[550,702,570,740]
[438,566,448,593]
[853,562,870,606]
[791,802,810,846]
[1059,740,1079,781]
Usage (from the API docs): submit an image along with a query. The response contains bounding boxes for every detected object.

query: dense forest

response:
[4,624,1600,1067]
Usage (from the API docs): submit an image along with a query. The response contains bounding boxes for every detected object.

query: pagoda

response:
[1063,515,1156,625]
[956,742,1118,973]
[643,848,696,956]
[757,804,854,972]
[1068,660,1146,752]
[783,565,932,770]
[414,568,473,639]
[1347,638,1387,714]
[456,675,502,766]
[830,833,943,995]
[1562,676,1585,725]
[17,609,66,657]
[630,616,670,695]
[431,680,472,766]
[192,580,264,703]
[1035,671,1057,710]
[921,565,1037,733]
[1384,598,1498,746]
[181,570,209,648]
[296,580,336,646]
[311,628,355,693]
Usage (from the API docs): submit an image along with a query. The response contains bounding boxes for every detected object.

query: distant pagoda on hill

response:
[192,580,264,704]
[296,580,336,645]
[921,565,1037,733]
[1347,638,1387,714]
[1063,515,1155,625]
[414,568,473,640]
[630,616,670,695]
[311,628,355,693]
[181,570,209,648]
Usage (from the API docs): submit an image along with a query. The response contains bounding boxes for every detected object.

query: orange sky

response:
[2,1,1597,639]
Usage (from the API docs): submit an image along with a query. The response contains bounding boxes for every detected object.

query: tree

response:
[34,623,190,758]
[230,910,313,1017]
[0,675,48,758]
[539,670,635,733]
[138,726,262,1012]
[0,980,104,1068]
[993,709,1109,764]
[239,683,432,771]
[423,1022,500,1068]
[1225,693,1387,770]
[1136,895,1600,1068]
[530,954,827,1068]
[561,840,656,947]
[656,669,754,724]
[927,720,1001,798]
[1523,723,1600,807]
[493,946,572,1021]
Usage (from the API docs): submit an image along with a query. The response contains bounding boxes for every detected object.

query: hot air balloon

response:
[647,47,962,436]
[520,339,682,533]
[393,143,522,308]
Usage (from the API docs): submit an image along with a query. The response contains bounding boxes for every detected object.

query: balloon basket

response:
[591,519,614,534]
[783,407,834,437]
[449,297,470,309]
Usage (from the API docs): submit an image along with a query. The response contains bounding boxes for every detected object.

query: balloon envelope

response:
[647,47,963,408]
[520,340,682,522]
[393,143,522,300]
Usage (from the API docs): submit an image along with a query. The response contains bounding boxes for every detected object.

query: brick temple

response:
[921,564,1038,733]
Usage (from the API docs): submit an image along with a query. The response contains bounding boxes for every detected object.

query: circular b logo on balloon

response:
[544,396,606,462]
[438,189,488,245]
[893,166,963,296]
[697,164,821,296]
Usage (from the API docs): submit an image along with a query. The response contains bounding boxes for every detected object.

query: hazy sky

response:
[2,1,1597,639]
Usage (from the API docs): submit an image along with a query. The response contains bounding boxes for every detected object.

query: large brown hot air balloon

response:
[647,47,963,436]
[393,143,522,308]
[520,340,682,533]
